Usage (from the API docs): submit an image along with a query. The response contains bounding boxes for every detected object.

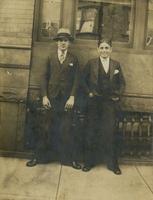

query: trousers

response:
[34,93,80,164]
[84,96,120,168]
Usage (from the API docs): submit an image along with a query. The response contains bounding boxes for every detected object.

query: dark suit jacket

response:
[82,57,125,99]
[41,50,79,100]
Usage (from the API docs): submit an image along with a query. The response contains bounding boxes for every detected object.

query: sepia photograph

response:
[0,0,153,200]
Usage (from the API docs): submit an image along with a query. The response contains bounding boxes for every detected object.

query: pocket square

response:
[114,69,119,74]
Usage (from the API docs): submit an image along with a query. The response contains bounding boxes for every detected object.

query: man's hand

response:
[65,96,74,111]
[42,96,51,109]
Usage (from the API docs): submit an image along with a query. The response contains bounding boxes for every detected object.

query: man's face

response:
[57,38,70,51]
[97,42,112,58]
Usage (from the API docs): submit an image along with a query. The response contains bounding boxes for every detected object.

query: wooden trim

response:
[81,0,132,5]
[61,0,77,30]
[32,0,41,42]
[0,151,33,159]
[123,93,153,99]
[29,85,40,90]
[133,0,148,49]
[74,39,131,48]
[60,0,65,27]
[0,99,27,103]
[0,44,31,50]
[0,63,30,69]
[145,1,153,50]
[128,0,135,47]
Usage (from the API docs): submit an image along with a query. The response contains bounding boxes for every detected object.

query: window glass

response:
[38,0,62,40]
[146,0,153,47]
[76,0,134,43]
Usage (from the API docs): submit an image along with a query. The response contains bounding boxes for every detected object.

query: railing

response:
[117,112,153,157]
[25,100,153,159]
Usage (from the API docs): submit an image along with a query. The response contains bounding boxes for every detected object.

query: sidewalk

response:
[0,157,152,200]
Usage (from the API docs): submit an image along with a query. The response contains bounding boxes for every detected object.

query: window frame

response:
[33,0,153,52]
[33,0,63,42]
[74,0,136,48]
[145,0,153,49]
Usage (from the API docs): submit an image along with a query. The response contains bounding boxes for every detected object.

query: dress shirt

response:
[58,49,67,64]
[100,57,110,74]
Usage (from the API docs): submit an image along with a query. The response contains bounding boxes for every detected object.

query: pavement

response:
[0,157,153,200]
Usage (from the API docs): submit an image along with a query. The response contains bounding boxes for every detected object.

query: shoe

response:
[26,158,37,167]
[72,161,81,170]
[113,167,122,175]
[107,166,122,175]
[82,165,92,172]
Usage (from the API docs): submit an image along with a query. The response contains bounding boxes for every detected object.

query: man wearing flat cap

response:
[26,28,81,169]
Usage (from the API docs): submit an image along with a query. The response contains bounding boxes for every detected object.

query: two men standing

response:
[26,29,125,175]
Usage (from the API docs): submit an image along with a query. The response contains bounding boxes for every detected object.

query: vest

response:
[97,61,111,97]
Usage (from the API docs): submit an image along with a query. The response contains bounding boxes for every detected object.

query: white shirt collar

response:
[100,57,110,63]
[58,49,67,57]
[100,57,110,73]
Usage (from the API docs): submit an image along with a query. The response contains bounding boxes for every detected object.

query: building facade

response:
[0,0,153,157]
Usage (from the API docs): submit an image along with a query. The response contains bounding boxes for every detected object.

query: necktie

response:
[59,51,65,64]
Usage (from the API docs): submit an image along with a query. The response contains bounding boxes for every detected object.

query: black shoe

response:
[82,165,92,172]
[26,158,37,167]
[72,161,81,170]
[113,167,122,175]
[107,166,122,175]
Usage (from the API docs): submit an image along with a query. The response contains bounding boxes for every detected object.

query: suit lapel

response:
[52,51,61,71]
[109,59,115,81]
[92,58,100,84]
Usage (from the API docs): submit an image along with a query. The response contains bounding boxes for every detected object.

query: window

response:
[38,0,62,41]
[146,0,153,47]
[76,0,134,43]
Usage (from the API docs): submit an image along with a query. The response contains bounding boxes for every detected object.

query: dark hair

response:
[98,38,112,47]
